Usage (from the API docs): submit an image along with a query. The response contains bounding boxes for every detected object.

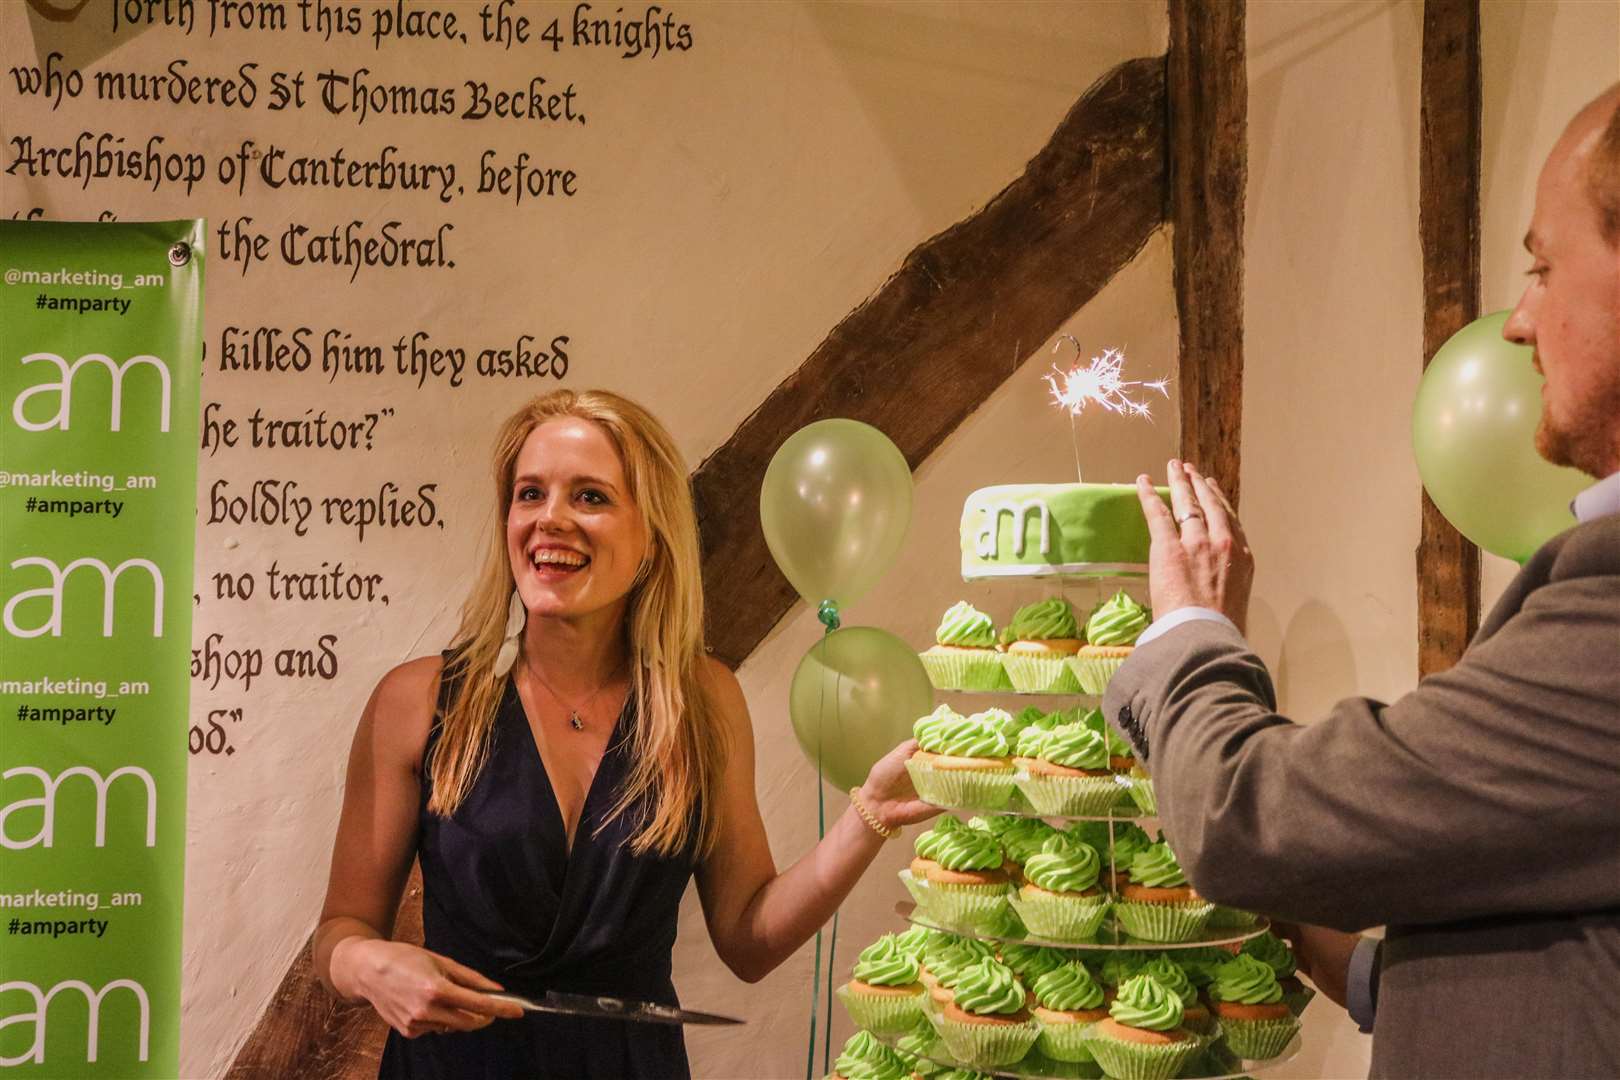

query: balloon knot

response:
[817,600,842,631]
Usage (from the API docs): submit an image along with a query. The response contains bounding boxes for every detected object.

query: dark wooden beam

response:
[229,55,1170,1078]
[694,57,1168,667]
[1417,0,1482,677]
[1168,0,1247,506]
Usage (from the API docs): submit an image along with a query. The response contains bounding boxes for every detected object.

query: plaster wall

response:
[0,2,1173,1075]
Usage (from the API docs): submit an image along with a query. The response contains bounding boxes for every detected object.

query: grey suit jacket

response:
[1103,512,1620,1080]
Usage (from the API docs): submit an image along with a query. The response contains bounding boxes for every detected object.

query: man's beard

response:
[1536,392,1620,479]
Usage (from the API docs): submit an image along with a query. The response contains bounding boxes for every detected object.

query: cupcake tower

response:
[832,579,1311,1078]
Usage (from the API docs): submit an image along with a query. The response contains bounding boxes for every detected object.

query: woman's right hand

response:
[332,937,526,1038]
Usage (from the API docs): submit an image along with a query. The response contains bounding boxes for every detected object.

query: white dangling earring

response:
[493,589,526,678]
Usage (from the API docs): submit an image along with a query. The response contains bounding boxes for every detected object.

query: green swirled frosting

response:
[1173,947,1229,989]
[1140,954,1197,1007]
[930,940,993,987]
[854,934,921,987]
[893,1017,941,1074]
[966,815,1015,837]
[913,704,964,751]
[1015,725,1050,758]
[1100,950,1151,987]
[1000,819,1060,864]
[934,720,1010,759]
[1005,597,1080,642]
[914,815,968,860]
[833,1030,909,1080]
[894,924,947,959]
[1022,836,1100,894]
[1211,954,1284,1005]
[951,958,1027,1016]
[1085,590,1151,646]
[936,601,997,647]
[1107,824,1153,867]
[1031,961,1105,1012]
[1015,705,1054,729]
[1081,707,1133,758]
[968,707,1021,741]
[1128,841,1188,888]
[997,943,1067,983]
[1037,722,1109,770]
[1241,932,1298,979]
[931,827,1004,872]
[1110,974,1185,1031]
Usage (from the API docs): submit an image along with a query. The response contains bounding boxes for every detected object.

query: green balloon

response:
[789,626,933,792]
[760,419,913,608]
[1412,311,1589,563]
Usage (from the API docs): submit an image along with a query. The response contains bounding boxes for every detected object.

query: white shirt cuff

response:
[1135,607,1239,648]
[1346,935,1380,1034]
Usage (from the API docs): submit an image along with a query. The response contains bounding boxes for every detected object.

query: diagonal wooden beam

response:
[695,57,1168,667]
[228,55,1169,1078]
[1417,0,1482,676]
[1168,0,1247,505]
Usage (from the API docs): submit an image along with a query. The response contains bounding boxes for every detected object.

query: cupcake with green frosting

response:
[1070,590,1151,693]
[905,711,1017,812]
[1031,961,1110,1062]
[934,957,1040,1068]
[921,601,1011,691]
[901,823,1013,934]
[1113,840,1215,943]
[1000,597,1085,693]
[910,815,972,880]
[998,818,1062,883]
[1097,949,1151,989]
[1077,707,1144,815]
[1242,932,1314,1015]
[894,925,951,966]
[1008,836,1110,943]
[1069,820,1152,892]
[995,943,1069,990]
[1208,954,1300,1060]
[827,1030,911,1080]
[1013,721,1124,816]
[1139,954,1212,1035]
[1172,947,1231,993]
[838,933,927,1034]
[923,938,996,1004]
[892,1015,945,1077]
[1080,974,1199,1080]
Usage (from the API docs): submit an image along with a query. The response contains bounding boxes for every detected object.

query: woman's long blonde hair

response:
[427,389,728,859]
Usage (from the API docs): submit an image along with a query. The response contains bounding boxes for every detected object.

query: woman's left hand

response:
[858,739,940,831]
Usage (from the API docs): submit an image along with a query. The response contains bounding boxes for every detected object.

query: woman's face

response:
[506,417,651,625]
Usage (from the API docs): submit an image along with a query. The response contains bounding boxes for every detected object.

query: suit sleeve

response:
[1102,549,1620,932]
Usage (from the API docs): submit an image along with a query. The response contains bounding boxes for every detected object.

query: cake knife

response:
[488,990,744,1026]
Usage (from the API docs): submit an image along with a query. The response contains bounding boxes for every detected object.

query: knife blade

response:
[488,990,744,1026]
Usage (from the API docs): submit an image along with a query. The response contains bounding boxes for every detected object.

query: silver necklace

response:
[524,657,621,732]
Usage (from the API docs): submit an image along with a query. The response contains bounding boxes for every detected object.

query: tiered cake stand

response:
[847,563,1308,1080]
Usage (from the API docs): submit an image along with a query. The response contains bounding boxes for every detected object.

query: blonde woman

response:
[312,389,936,1077]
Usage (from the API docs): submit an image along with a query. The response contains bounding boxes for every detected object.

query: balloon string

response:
[805,624,833,1080]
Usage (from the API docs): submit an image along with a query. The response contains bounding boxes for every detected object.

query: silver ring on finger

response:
[1174,510,1203,525]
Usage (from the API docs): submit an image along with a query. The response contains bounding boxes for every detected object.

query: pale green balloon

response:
[789,626,934,792]
[760,419,913,608]
[1412,311,1589,563]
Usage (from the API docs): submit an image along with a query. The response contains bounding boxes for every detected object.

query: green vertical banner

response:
[0,220,203,1078]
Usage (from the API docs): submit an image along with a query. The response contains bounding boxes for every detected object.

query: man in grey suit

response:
[1104,86,1620,1078]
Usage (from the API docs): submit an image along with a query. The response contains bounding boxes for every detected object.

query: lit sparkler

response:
[1043,337,1169,418]
[1043,337,1170,483]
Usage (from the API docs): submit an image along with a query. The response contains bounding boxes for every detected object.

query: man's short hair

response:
[1590,88,1620,245]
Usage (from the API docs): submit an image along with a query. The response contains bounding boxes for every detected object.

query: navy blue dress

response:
[378,668,698,1079]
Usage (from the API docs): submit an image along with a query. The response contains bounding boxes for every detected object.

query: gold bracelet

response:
[848,787,900,840]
